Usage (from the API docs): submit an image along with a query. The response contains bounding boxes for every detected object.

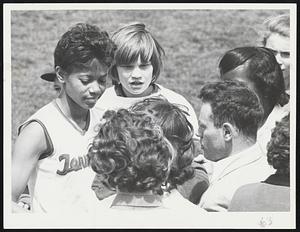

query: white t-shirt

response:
[19,100,103,213]
[95,84,199,138]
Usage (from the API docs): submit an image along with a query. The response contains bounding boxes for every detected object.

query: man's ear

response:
[222,123,235,142]
[55,66,66,83]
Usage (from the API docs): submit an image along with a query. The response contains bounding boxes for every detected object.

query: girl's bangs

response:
[116,35,154,65]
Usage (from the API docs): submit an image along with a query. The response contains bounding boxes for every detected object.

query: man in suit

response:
[197,81,273,212]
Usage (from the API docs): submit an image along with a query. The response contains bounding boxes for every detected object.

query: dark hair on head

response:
[130,97,195,189]
[267,113,290,175]
[88,108,173,195]
[198,80,264,139]
[219,46,289,108]
[109,22,165,84]
[54,23,116,73]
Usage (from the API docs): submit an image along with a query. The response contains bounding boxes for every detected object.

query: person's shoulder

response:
[95,86,128,110]
[157,84,185,98]
[29,100,56,117]
[18,101,55,132]
[234,182,263,196]
[228,182,264,211]
[99,86,117,99]
[163,189,205,212]
[156,84,193,105]
[93,194,115,212]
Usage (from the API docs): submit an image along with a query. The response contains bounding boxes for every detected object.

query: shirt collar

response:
[110,191,163,209]
[263,173,290,187]
[210,143,264,183]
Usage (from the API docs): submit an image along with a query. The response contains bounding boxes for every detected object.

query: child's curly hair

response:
[54,23,116,73]
[267,113,290,175]
[88,108,174,195]
[130,97,195,189]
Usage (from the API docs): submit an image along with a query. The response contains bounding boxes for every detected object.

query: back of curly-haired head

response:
[198,80,264,139]
[130,97,195,188]
[54,23,116,73]
[219,46,288,108]
[88,108,173,194]
[267,113,290,175]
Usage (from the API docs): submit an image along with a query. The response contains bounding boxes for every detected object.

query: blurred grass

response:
[11,9,288,143]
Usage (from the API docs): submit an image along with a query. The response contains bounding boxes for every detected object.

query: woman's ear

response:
[222,123,235,142]
[55,66,66,83]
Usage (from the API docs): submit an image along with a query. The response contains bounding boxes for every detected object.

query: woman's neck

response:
[57,94,89,130]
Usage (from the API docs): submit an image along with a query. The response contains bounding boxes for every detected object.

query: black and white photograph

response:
[3,3,296,229]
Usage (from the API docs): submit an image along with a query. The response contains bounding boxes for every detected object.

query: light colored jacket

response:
[198,143,273,212]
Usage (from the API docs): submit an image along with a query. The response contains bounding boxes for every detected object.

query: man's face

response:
[265,33,290,89]
[198,102,226,162]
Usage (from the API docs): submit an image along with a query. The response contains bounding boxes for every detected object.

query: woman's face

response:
[63,58,108,110]
[265,33,290,89]
[116,55,154,98]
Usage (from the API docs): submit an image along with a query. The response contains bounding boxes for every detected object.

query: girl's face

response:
[63,58,108,110]
[116,55,154,98]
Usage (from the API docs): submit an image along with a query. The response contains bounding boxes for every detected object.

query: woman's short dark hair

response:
[219,46,289,108]
[54,23,116,74]
[88,108,173,194]
[131,97,195,188]
[267,113,290,175]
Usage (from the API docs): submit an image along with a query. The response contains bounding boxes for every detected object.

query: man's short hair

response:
[198,80,264,139]
[267,113,290,175]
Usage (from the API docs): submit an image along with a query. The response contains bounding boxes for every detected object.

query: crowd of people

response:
[12,13,291,213]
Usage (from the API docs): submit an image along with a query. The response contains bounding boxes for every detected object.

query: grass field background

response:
[11,8,288,143]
